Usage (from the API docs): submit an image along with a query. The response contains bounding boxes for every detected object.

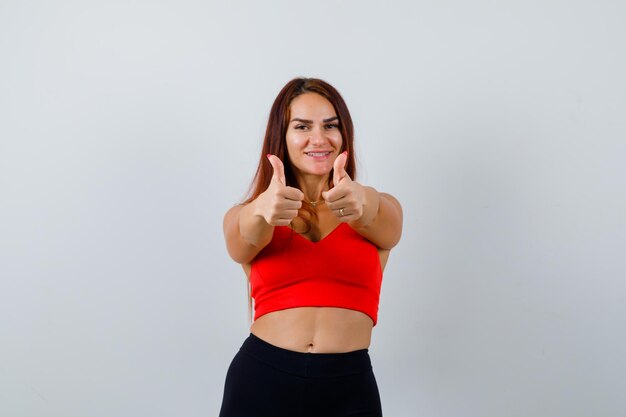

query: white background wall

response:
[1,1,625,416]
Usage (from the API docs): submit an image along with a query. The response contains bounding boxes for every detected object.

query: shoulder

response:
[376,191,403,225]
[223,203,246,226]
[379,192,402,212]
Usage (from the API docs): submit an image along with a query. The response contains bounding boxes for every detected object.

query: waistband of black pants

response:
[239,333,372,378]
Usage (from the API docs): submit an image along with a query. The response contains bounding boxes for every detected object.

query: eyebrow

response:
[290,116,339,123]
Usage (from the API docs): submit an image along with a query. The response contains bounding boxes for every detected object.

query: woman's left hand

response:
[321,151,367,223]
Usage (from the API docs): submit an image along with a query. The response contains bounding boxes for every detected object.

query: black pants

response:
[218,333,383,417]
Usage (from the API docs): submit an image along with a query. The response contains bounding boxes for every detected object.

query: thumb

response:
[267,154,286,186]
[332,151,348,186]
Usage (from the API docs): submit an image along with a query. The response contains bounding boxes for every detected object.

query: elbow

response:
[377,229,403,250]
[379,193,404,250]
[225,246,249,265]
[225,236,261,265]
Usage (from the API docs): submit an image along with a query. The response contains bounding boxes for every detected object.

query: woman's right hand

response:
[255,155,304,226]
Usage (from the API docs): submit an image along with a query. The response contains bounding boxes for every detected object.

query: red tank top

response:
[250,222,383,325]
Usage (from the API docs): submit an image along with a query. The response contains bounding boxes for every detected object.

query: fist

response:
[321,151,366,223]
[258,154,304,226]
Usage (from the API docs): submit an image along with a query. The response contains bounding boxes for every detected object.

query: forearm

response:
[349,187,403,250]
[238,200,274,249]
[224,199,274,264]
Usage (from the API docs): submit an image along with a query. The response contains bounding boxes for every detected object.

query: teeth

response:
[307,152,330,157]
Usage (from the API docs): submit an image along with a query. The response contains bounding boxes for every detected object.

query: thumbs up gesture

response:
[257,154,304,226]
[321,151,366,223]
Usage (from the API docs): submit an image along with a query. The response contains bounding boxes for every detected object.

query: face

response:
[285,92,343,178]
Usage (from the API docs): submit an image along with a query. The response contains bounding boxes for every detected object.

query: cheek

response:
[331,133,343,148]
[286,134,306,152]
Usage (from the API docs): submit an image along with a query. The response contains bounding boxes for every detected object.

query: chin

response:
[308,166,332,176]
[294,163,331,177]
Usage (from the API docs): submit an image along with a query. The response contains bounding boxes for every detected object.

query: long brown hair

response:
[243,77,357,207]
[241,78,358,321]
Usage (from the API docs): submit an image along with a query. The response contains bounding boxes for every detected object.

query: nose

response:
[308,126,326,145]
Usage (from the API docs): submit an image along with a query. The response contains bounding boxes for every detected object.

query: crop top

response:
[249,222,383,325]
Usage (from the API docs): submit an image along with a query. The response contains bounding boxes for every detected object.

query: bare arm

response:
[349,188,403,250]
[223,202,274,264]
[321,152,403,250]
[223,155,304,264]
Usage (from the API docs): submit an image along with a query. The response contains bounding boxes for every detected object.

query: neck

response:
[296,173,330,204]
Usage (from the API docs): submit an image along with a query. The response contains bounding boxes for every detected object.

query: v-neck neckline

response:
[289,222,346,244]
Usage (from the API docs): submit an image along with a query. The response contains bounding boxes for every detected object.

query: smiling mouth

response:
[305,151,332,157]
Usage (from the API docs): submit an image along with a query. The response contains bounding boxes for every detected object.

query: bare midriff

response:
[243,245,388,354]
[250,307,374,353]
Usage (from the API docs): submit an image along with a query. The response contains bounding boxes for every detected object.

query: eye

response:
[294,124,309,130]
[325,123,339,129]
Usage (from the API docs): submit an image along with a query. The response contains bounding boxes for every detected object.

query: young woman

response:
[219,77,403,417]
